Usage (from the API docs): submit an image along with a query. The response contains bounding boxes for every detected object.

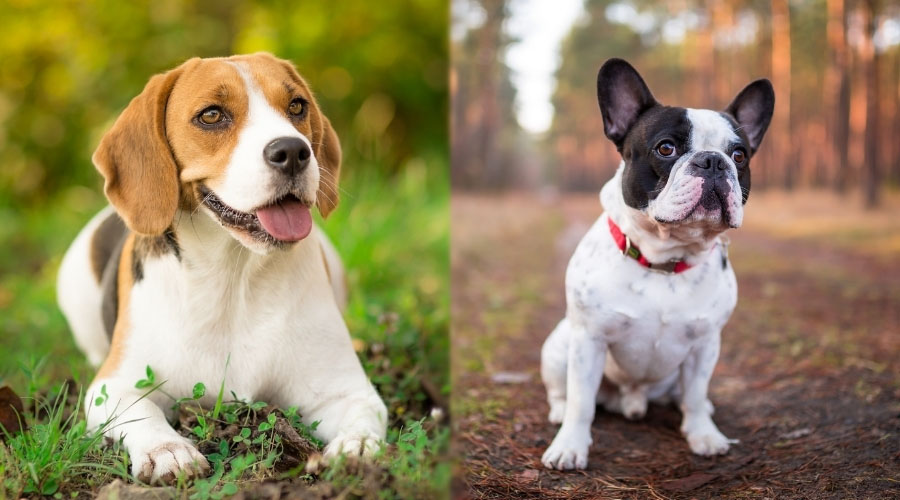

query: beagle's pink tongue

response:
[256,199,312,242]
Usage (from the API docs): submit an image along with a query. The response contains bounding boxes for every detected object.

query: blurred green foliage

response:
[0,0,447,209]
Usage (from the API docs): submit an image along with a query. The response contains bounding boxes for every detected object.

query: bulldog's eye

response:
[288,98,306,117]
[656,141,677,158]
[198,107,225,125]
[731,148,747,165]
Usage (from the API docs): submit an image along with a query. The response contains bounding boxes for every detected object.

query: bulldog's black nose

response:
[263,137,311,176]
[690,151,729,179]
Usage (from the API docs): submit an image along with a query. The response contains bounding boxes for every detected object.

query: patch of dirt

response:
[452,192,900,500]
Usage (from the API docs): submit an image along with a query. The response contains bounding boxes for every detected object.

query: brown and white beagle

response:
[56,53,386,484]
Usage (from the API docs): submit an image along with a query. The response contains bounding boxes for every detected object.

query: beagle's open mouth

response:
[198,185,312,243]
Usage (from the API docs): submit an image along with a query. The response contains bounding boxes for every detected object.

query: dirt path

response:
[452,192,900,499]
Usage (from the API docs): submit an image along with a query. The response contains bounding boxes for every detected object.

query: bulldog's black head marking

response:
[597,58,658,149]
[597,58,775,215]
[619,106,692,210]
[719,79,774,204]
[723,79,775,154]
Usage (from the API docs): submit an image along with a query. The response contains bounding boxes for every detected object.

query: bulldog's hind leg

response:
[541,319,570,424]
[596,379,647,420]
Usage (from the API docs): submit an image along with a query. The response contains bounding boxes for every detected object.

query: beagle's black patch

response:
[90,212,128,284]
[132,230,181,283]
[100,239,124,340]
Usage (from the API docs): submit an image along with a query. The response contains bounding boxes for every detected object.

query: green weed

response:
[0,383,128,497]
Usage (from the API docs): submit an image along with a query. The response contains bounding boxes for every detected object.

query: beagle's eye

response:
[656,141,677,158]
[198,107,225,125]
[288,98,306,117]
[731,148,746,164]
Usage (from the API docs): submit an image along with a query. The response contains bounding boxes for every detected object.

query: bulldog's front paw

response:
[541,427,591,470]
[132,438,210,484]
[682,415,735,456]
[686,429,733,456]
[323,431,383,461]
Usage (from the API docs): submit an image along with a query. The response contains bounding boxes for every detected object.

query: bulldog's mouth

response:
[653,176,740,228]
[198,185,313,244]
[690,179,741,227]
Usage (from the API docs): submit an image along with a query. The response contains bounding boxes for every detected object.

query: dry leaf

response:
[0,384,25,438]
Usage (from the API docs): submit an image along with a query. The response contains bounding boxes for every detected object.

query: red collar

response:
[607,216,692,274]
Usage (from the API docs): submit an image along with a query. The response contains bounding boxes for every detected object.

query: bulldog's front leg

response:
[679,332,734,455]
[541,322,606,470]
[86,378,210,484]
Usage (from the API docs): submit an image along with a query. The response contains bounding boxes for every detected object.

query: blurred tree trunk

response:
[888,47,900,186]
[861,0,880,208]
[827,0,852,193]
[697,4,716,106]
[771,0,793,190]
[476,0,504,188]
[712,0,734,106]
[823,0,846,187]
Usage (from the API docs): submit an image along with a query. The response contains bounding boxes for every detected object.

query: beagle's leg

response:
[86,375,210,484]
[84,235,209,484]
[284,378,387,462]
[275,323,388,462]
[318,389,388,461]
[541,320,606,470]
[679,332,734,456]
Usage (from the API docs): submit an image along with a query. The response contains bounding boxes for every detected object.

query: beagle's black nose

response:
[263,137,311,176]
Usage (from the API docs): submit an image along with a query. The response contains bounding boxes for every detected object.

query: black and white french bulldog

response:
[540,59,774,470]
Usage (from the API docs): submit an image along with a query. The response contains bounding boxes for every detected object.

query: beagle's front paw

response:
[323,431,383,461]
[132,438,210,484]
[541,427,591,470]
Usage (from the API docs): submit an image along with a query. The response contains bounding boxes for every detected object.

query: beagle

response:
[56,53,387,484]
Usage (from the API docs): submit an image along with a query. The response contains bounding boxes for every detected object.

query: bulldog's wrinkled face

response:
[92,53,342,254]
[597,59,774,231]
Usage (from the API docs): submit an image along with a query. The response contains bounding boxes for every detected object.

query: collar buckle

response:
[623,235,641,259]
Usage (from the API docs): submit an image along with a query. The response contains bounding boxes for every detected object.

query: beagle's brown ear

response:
[313,114,342,218]
[93,63,188,235]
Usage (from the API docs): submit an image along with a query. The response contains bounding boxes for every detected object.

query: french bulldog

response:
[540,58,774,470]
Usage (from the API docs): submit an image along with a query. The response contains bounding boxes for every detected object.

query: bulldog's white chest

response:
[565,213,737,384]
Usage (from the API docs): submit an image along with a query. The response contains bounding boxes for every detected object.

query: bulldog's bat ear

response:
[597,58,657,148]
[725,79,775,154]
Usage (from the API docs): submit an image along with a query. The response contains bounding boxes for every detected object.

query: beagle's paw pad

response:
[323,432,383,461]
[133,440,210,485]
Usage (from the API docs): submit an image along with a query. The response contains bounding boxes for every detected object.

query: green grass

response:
[0,157,449,498]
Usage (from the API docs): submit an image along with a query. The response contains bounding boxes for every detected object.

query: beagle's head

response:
[93,53,341,252]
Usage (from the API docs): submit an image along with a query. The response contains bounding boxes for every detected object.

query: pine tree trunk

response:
[862,0,880,208]
[771,0,792,190]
